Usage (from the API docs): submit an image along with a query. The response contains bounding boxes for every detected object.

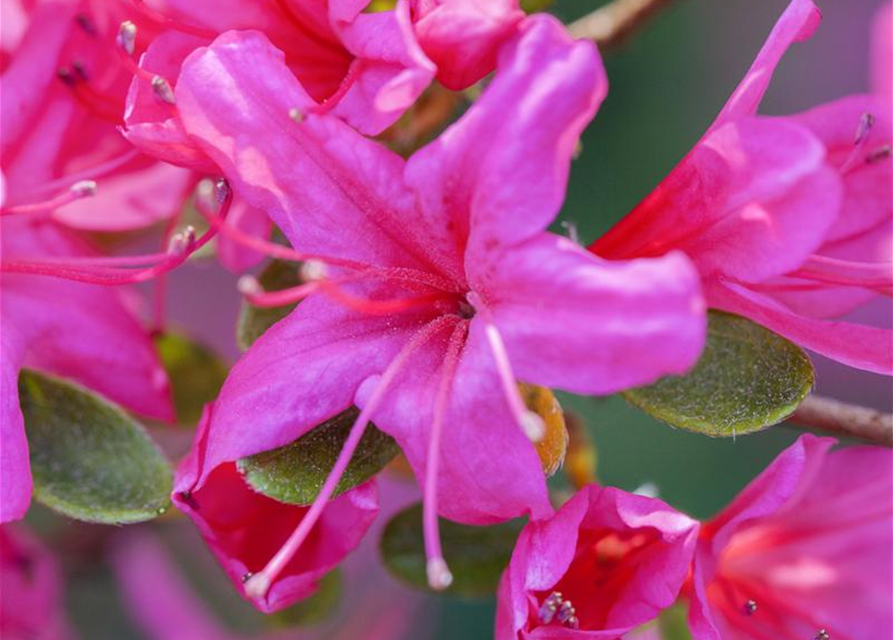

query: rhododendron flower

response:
[0,0,192,231]
[495,485,699,639]
[592,0,893,373]
[0,524,75,640]
[170,14,704,600]
[1,215,172,522]
[687,434,893,639]
[171,404,379,613]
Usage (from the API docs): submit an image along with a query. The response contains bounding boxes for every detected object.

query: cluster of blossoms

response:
[1,0,891,638]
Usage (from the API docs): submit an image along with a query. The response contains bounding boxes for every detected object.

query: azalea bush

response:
[1,0,891,639]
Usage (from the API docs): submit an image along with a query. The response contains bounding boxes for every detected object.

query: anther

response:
[214,178,230,205]
[521,410,546,443]
[537,592,563,624]
[151,76,176,105]
[72,61,89,81]
[815,630,830,640]
[57,67,77,86]
[744,599,757,615]
[426,557,453,591]
[240,572,253,584]
[866,145,892,164]
[288,107,304,123]
[70,180,97,198]
[299,260,327,282]
[167,226,196,255]
[75,13,97,35]
[556,600,576,626]
[117,21,137,56]
[854,113,875,145]
[237,275,262,296]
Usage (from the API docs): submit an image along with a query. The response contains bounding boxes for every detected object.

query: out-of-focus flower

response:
[171,405,379,613]
[0,524,76,640]
[592,0,892,374]
[170,13,704,602]
[495,485,699,639]
[0,0,192,231]
[687,434,893,639]
[1,214,173,522]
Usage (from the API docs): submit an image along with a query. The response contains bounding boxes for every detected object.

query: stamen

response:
[117,21,137,56]
[423,321,468,592]
[288,107,304,123]
[815,631,830,640]
[538,592,563,624]
[128,0,218,39]
[75,13,97,36]
[866,144,892,164]
[151,76,176,105]
[243,315,459,602]
[854,112,875,145]
[300,259,326,282]
[1,180,96,216]
[240,279,321,307]
[744,599,758,615]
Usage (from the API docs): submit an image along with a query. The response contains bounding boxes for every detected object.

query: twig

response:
[788,394,893,447]
[568,0,679,49]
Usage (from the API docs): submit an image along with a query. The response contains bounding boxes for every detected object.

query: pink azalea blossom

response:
[592,0,893,374]
[686,434,893,639]
[1,215,173,522]
[170,15,704,600]
[171,404,379,613]
[0,0,193,231]
[0,524,76,640]
[495,485,699,639]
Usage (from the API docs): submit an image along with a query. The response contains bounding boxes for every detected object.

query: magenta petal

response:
[214,197,271,272]
[411,0,524,90]
[497,485,698,638]
[474,233,706,394]
[404,15,606,261]
[872,2,892,101]
[709,280,893,374]
[714,0,821,125]
[0,329,30,523]
[357,319,552,524]
[173,407,378,613]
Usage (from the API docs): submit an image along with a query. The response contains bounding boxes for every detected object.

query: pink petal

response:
[872,2,892,102]
[595,117,842,283]
[0,329,30,523]
[173,406,378,613]
[404,15,606,266]
[200,293,435,484]
[214,197,271,273]
[473,233,705,394]
[357,318,553,524]
[713,0,821,125]
[411,0,524,90]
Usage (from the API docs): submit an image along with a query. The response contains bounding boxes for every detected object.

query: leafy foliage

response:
[155,332,229,425]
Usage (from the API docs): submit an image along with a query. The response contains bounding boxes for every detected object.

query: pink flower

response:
[0,524,76,640]
[686,434,893,640]
[0,0,192,231]
[171,405,379,613]
[1,215,173,522]
[495,485,699,639]
[171,15,704,599]
[592,0,892,374]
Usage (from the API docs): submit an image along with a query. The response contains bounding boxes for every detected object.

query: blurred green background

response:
[25,1,889,639]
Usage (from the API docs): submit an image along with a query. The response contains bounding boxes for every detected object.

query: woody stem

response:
[788,394,893,447]
[568,0,679,48]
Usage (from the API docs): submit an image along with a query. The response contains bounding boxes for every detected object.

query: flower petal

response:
[0,328,30,523]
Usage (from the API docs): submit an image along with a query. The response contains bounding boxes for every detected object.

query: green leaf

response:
[380,503,523,598]
[267,570,341,628]
[19,369,173,524]
[154,332,229,426]
[624,311,814,436]
[236,259,301,350]
[237,408,400,505]
[657,603,694,640]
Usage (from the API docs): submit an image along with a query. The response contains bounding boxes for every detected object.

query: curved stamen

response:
[424,320,469,591]
[243,314,460,601]
[14,149,141,202]
[1,181,96,217]
[792,255,893,294]
[128,0,218,39]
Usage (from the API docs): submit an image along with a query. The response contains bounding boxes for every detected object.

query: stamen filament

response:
[1,181,96,217]
[243,315,460,601]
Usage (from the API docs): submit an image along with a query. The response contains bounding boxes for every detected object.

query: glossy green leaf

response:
[236,259,301,350]
[154,332,229,425]
[624,311,814,436]
[19,369,173,524]
[237,408,400,505]
[658,603,694,640]
[380,503,523,598]
[268,570,341,628]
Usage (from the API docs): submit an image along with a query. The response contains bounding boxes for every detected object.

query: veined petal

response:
[0,327,31,523]
[474,233,706,394]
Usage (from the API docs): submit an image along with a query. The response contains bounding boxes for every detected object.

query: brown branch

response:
[788,395,893,447]
[568,0,679,49]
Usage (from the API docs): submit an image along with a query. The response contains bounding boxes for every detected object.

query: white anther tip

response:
[521,411,545,443]
[237,275,262,296]
[426,558,453,591]
[288,107,304,123]
[299,259,327,282]
[151,75,176,105]
[70,180,97,198]
[117,21,137,55]
[243,573,271,601]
